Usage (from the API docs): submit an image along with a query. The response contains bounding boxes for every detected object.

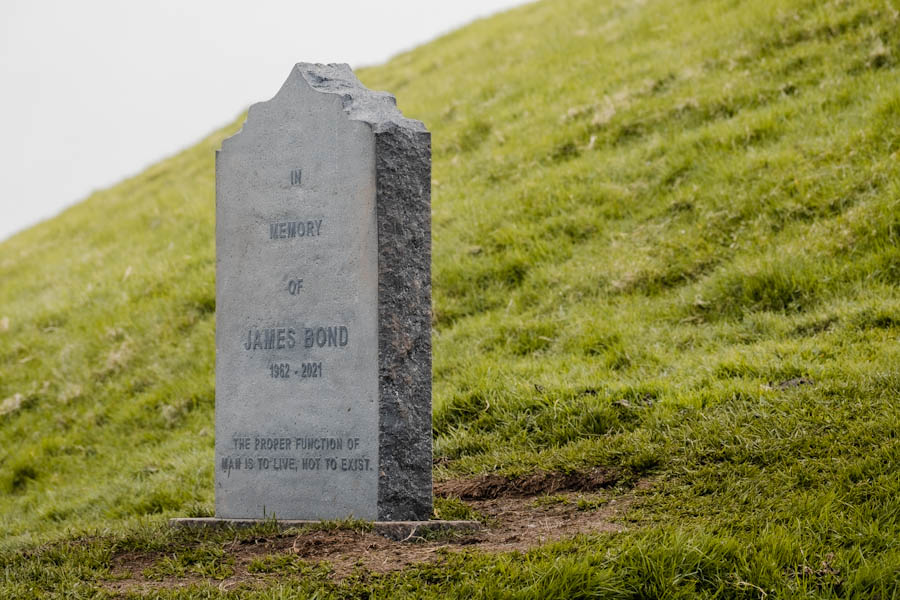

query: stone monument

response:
[211,63,432,523]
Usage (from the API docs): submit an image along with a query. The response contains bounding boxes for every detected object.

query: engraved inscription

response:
[269,363,291,378]
[287,279,304,295]
[303,326,348,348]
[220,433,373,477]
[290,168,302,186]
[244,327,297,350]
[269,220,322,239]
[243,326,349,350]
[266,362,322,379]
[298,362,322,378]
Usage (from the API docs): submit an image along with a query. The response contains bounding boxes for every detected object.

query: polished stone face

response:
[215,64,431,521]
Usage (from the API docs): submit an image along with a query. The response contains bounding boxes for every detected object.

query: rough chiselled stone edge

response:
[221,62,426,152]
[294,63,427,134]
[169,518,480,542]
[375,124,432,521]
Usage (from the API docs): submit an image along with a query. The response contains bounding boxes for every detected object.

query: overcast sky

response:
[0,0,528,242]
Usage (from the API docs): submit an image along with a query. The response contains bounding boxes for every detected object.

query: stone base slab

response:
[169,517,482,541]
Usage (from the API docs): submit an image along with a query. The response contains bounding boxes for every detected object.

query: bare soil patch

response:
[103,474,649,595]
[434,467,620,500]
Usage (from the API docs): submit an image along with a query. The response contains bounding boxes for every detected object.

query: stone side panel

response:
[375,124,432,521]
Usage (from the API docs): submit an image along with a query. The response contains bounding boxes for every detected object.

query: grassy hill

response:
[1,0,899,596]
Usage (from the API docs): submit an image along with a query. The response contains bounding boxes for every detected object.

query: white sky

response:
[0,0,528,242]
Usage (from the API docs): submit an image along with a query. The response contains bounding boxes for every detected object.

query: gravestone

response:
[213,63,432,522]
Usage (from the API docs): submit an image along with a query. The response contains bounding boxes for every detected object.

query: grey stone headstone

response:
[215,63,431,521]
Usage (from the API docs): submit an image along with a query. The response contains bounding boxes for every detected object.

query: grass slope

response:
[1,0,899,596]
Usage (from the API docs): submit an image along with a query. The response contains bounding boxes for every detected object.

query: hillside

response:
[1,0,899,596]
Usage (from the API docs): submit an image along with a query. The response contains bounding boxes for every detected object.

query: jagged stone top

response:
[223,62,427,148]
[293,63,427,134]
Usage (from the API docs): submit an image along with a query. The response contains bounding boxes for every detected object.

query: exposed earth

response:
[104,473,651,594]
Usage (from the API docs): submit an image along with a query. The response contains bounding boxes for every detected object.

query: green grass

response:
[1,0,899,596]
